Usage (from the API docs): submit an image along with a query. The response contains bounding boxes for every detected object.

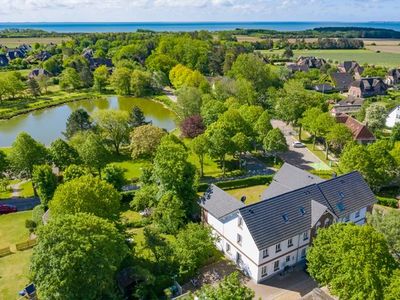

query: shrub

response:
[377,196,398,208]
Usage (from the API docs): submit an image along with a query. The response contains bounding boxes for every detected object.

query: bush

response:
[25,219,37,233]
[32,204,45,226]
[309,170,336,179]
[120,190,136,202]
[198,175,273,192]
[376,196,398,208]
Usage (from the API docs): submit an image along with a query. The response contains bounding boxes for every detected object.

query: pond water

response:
[0,96,176,147]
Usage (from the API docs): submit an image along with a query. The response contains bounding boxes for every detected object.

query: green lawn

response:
[0,211,33,299]
[261,49,400,67]
[110,158,151,181]
[226,185,267,205]
[0,180,34,199]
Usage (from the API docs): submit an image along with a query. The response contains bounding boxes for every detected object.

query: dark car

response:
[0,204,17,214]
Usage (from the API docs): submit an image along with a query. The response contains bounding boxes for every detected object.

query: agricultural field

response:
[0,37,69,47]
[363,38,400,53]
[261,48,400,67]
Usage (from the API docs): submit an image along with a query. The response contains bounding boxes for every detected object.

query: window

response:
[355,210,360,218]
[303,231,309,241]
[237,216,243,228]
[299,207,306,216]
[274,260,280,271]
[226,243,231,253]
[275,243,281,253]
[301,248,306,258]
[236,252,242,264]
[282,213,289,223]
[262,248,269,258]
[286,255,290,262]
[237,234,242,246]
[343,215,350,222]
[261,266,268,277]
[324,218,330,226]
[337,202,345,212]
[288,238,293,247]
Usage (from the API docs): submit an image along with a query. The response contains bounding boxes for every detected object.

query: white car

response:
[292,141,305,148]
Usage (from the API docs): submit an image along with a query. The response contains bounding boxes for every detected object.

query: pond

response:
[0,96,176,147]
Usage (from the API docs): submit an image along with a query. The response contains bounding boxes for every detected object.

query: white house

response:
[199,163,376,283]
[385,106,400,128]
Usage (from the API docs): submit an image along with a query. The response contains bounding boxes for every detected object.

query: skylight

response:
[299,207,306,216]
[282,213,289,223]
[336,202,345,212]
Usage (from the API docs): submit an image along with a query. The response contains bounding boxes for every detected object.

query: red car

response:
[0,204,17,214]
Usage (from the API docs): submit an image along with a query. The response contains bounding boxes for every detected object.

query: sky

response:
[0,0,399,22]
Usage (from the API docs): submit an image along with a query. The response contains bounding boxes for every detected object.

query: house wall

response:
[386,107,400,128]
[348,86,362,98]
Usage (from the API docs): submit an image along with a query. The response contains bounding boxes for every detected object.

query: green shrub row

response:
[376,196,398,208]
[198,175,273,192]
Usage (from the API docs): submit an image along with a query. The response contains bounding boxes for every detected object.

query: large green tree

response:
[76,133,109,175]
[64,108,93,139]
[385,270,400,300]
[191,134,209,177]
[207,126,235,175]
[50,175,120,221]
[130,124,167,159]
[307,223,397,300]
[263,128,288,163]
[93,65,109,92]
[365,103,387,132]
[32,165,58,207]
[110,67,132,95]
[30,213,128,299]
[49,138,81,170]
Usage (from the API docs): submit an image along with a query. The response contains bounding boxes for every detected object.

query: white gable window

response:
[262,248,269,258]
[226,243,231,253]
[274,260,280,271]
[288,238,293,247]
[237,216,243,228]
[275,243,281,253]
[303,231,309,241]
[355,210,360,218]
[237,234,242,246]
[261,265,268,277]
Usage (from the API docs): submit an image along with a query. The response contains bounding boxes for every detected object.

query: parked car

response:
[292,141,305,148]
[0,204,17,214]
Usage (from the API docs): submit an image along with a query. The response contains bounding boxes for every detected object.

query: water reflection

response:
[0,96,176,147]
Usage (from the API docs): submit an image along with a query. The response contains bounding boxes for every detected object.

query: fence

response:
[16,239,37,251]
[0,246,12,257]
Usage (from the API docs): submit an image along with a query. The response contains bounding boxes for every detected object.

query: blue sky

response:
[0,0,399,22]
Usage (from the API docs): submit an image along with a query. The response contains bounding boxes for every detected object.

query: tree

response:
[283,47,294,59]
[232,132,251,168]
[63,164,90,182]
[103,164,127,191]
[326,123,352,153]
[9,132,47,179]
[176,86,203,120]
[130,125,167,159]
[365,103,387,132]
[307,223,397,300]
[28,78,41,97]
[130,184,158,211]
[93,109,130,154]
[64,108,93,139]
[32,165,58,207]
[143,226,174,271]
[79,65,93,88]
[59,67,81,90]
[254,110,273,143]
[129,106,148,128]
[207,126,235,175]
[196,272,254,300]
[0,149,8,176]
[50,175,120,221]
[30,213,128,299]
[200,100,227,126]
[263,128,288,163]
[76,133,109,175]
[172,223,216,278]
[93,65,109,92]
[390,122,400,143]
[146,53,178,75]
[369,210,400,261]
[191,134,209,177]
[37,74,50,94]
[130,69,153,96]
[180,115,205,138]
[49,138,80,170]
[385,270,400,300]
[110,67,131,95]
[153,191,185,234]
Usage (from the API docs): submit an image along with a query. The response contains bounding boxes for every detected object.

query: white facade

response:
[385,106,400,128]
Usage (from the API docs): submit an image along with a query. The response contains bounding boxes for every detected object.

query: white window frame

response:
[355,210,360,218]
[261,265,268,277]
[237,216,243,228]
[286,255,290,262]
[237,234,242,246]
[303,231,309,241]
[288,238,293,247]
[226,243,231,253]
[275,243,281,253]
[274,260,280,271]
[262,248,269,258]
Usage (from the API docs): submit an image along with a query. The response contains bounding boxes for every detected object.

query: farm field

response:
[261,49,400,67]
[0,37,69,47]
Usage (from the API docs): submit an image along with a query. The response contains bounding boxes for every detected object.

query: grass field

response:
[0,69,32,77]
[0,37,69,47]
[226,185,267,205]
[0,211,33,299]
[261,49,400,67]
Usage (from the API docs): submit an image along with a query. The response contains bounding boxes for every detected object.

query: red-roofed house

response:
[335,114,375,144]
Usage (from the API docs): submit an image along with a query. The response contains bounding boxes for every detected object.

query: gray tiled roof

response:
[199,184,245,220]
[261,163,324,199]
[241,171,376,250]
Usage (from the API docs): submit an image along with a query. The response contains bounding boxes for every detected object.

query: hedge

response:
[198,175,273,192]
[376,196,398,208]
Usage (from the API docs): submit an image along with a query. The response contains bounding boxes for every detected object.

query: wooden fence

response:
[16,238,37,251]
[0,246,12,257]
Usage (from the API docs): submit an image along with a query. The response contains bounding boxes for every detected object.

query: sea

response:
[0,22,400,33]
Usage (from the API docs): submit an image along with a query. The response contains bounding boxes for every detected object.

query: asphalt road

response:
[0,197,40,211]
[271,120,326,170]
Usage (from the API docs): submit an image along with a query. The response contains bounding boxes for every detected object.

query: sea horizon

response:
[1,21,400,33]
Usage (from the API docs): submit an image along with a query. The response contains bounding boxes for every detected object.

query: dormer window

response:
[299,207,306,216]
[275,243,281,253]
[282,213,289,223]
[288,238,293,247]
[355,210,360,218]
